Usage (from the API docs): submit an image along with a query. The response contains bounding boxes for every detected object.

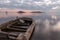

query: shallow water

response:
[0,12,60,40]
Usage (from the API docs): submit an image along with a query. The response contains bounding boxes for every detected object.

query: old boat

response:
[0,17,35,40]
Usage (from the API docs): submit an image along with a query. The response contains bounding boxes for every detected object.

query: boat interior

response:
[0,18,33,40]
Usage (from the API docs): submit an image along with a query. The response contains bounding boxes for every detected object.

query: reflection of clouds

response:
[41,19,59,32]
[43,19,50,32]
[33,14,60,40]
[7,13,19,16]
[35,19,50,34]
[36,16,59,34]
[0,13,20,19]
[0,13,5,18]
[18,13,41,17]
[52,21,60,31]
[0,13,7,18]
[51,15,57,20]
[35,19,41,23]
[21,13,33,16]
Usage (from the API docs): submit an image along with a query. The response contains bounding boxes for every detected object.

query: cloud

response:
[43,0,52,6]
[57,0,60,4]
[15,0,24,3]
[34,1,43,6]
[0,0,10,4]
[33,0,52,6]
[0,0,60,11]
[52,6,60,9]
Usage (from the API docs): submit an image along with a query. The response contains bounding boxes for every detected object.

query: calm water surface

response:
[0,13,60,40]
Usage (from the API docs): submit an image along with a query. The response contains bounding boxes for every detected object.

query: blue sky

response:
[0,0,60,11]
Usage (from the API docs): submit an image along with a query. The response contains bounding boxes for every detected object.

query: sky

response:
[0,0,60,11]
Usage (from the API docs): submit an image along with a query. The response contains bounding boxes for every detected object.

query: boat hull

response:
[0,17,35,40]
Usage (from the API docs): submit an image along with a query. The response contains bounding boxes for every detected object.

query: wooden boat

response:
[0,17,35,40]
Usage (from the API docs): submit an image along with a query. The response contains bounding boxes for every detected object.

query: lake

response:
[0,12,60,40]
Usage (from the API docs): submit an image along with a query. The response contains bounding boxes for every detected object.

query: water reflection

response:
[0,12,60,40]
[31,13,60,40]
